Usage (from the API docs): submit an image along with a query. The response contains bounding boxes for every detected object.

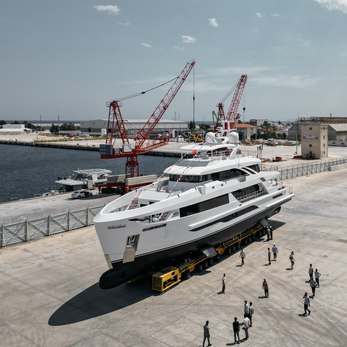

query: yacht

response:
[94,131,294,288]
[55,168,112,191]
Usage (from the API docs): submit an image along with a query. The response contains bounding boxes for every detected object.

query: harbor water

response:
[0,144,177,203]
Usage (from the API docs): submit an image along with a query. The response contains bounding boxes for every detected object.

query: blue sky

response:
[1,0,347,122]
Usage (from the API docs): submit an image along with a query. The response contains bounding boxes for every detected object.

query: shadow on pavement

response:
[48,276,154,326]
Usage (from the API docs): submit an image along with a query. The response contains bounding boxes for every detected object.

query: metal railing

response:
[276,158,347,180]
[0,205,104,247]
[1,158,346,248]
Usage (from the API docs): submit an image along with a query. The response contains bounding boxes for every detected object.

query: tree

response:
[60,122,76,131]
[189,121,195,130]
[50,124,59,134]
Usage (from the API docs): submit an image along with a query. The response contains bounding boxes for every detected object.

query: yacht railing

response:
[233,189,267,203]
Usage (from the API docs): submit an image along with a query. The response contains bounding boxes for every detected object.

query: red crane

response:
[100,60,196,177]
[216,74,247,131]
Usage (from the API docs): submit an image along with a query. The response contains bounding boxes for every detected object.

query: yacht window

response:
[246,164,260,173]
[180,194,229,217]
[211,168,247,181]
[169,174,209,183]
[191,206,258,231]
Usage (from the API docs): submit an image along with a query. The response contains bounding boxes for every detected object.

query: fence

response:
[0,205,104,247]
[1,158,346,248]
[264,158,347,180]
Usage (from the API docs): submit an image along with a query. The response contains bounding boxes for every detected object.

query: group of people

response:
[203,302,254,346]
[240,244,279,267]
[303,264,321,315]
[267,244,278,265]
[202,232,323,346]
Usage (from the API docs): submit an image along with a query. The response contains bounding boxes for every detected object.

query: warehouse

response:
[80,119,189,138]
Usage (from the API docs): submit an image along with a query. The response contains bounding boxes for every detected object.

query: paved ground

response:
[1,168,346,346]
[0,191,118,224]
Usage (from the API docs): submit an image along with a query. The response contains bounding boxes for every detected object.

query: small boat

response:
[94,131,294,289]
[55,169,112,192]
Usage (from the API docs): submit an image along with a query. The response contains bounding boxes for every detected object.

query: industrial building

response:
[80,119,189,138]
[0,124,32,135]
[300,121,328,159]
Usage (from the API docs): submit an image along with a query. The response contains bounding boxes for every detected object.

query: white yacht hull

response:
[94,179,293,288]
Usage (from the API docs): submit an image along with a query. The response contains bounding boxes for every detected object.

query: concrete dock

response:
[1,169,346,346]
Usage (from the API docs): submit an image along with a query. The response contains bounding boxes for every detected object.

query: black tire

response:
[183,271,191,280]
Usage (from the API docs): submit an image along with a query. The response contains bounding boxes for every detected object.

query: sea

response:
[0,144,178,203]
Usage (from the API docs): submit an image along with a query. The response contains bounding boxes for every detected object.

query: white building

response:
[0,124,32,135]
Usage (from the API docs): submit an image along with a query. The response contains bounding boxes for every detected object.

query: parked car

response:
[71,190,93,199]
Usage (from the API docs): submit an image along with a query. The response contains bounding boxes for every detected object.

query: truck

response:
[96,174,157,195]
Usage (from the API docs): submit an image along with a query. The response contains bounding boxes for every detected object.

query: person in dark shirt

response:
[203,321,211,347]
[232,317,240,344]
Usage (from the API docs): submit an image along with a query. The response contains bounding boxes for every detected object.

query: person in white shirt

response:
[272,244,278,260]
[244,300,250,317]
[243,314,250,339]
[315,269,321,288]
[239,249,246,266]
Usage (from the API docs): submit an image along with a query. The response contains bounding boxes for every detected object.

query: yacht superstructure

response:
[94,131,294,288]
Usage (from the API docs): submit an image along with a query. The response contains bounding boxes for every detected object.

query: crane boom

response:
[134,60,195,150]
[100,60,195,178]
[226,74,247,123]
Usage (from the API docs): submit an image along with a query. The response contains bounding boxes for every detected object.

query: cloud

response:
[181,35,196,44]
[202,66,274,79]
[313,0,347,13]
[141,42,152,48]
[119,21,130,26]
[93,5,120,15]
[208,18,219,27]
[256,12,263,18]
[270,13,280,17]
[252,74,319,89]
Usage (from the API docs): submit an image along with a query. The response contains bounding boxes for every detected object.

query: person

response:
[244,300,250,317]
[303,292,311,315]
[249,302,254,327]
[315,269,321,288]
[310,278,317,298]
[243,314,250,340]
[266,226,271,241]
[272,244,278,261]
[267,247,271,265]
[308,264,314,281]
[221,273,226,294]
[289,251,295,269]
[232,317,241,344]
[262,279,269,298]
[269,225,273,240]
[203,321,211,347]
[240,249,246,266]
